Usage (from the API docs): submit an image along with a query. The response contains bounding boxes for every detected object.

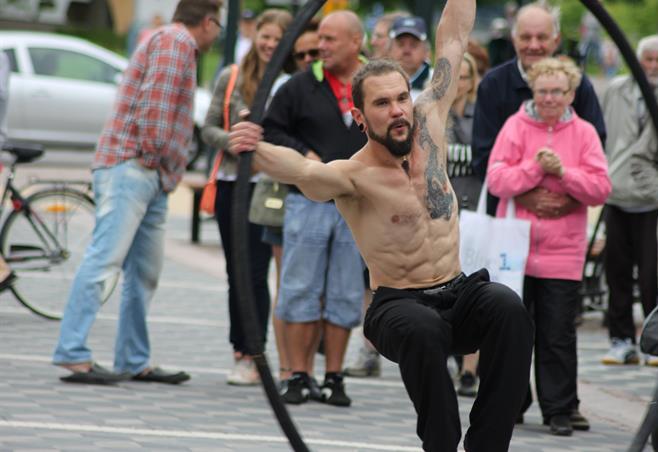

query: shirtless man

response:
[229,0,533,450]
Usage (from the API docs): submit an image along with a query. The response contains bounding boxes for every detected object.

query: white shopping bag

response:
[459,183,531,298]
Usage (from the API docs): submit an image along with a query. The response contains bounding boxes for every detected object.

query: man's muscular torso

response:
[334,58,463,290]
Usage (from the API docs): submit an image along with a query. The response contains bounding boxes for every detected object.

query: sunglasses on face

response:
[293,48,319,60]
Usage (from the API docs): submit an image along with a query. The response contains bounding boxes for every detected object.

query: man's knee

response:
[486,283,534,336]
[405,316,452,354]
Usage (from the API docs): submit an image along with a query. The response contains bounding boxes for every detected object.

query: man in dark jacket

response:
[263,10,367,407]
[472,1,606,217]
[472,0,603,431]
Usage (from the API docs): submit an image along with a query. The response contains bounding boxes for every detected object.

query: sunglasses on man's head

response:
[293,48,319,60]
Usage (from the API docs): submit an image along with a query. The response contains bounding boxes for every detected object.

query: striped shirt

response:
[93,23,198,192]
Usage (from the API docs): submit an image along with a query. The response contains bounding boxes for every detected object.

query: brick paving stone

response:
[0,200,656,451]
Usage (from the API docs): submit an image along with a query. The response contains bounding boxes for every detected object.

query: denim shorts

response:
[276,193,364,328]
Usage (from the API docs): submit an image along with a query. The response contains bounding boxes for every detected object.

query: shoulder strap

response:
[223,64,239,131]
[208,64,239,183]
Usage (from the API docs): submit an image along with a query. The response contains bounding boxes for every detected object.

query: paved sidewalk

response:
[0,165,657,451]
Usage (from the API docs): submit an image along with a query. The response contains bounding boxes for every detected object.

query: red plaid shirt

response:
[94,23,198,192]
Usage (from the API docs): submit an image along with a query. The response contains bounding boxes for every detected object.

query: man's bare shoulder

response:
[327,157,367,184]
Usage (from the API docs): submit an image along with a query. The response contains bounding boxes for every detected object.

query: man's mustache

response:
[388,119,411,133]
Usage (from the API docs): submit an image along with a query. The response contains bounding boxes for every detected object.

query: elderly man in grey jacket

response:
[601,34,658,366]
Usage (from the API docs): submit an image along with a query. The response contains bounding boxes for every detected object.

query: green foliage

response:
[547,0,658,46]
[55,26,126,55]
[601,0,658,44]
[243,0,266,14]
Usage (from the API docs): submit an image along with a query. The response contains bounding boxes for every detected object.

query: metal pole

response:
[222,0,240,67]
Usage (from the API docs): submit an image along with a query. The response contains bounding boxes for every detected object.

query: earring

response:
[358,123,365,132]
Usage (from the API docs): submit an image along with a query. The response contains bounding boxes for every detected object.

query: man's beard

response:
[366,118,416,157]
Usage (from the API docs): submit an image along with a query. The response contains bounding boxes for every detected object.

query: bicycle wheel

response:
[0,188,115,320]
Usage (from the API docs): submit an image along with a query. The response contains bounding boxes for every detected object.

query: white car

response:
[0,31,212,165]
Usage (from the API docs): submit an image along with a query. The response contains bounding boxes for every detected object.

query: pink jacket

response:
[487,103,611,281]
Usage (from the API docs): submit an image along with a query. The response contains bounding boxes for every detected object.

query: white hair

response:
[512,1,561,38]
[637,35,658,59]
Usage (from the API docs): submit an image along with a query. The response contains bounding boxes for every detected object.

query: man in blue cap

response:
[389,16,432,101]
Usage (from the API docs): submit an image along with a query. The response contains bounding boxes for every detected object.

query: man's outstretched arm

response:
[229,121,357,203]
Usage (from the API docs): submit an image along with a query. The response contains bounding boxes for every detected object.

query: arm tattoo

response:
[416,111,454,221]
[429,58,452,101]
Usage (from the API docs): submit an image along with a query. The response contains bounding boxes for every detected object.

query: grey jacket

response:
[201,65,247,179]
[602,75,658,209]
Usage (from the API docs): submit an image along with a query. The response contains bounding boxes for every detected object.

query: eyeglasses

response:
[208,16,220,27]
[293,48,319,61]
[534,88,570,98]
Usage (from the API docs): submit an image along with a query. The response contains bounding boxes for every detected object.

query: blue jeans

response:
[53,160,167,374]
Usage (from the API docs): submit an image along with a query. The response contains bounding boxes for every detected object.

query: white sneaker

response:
[344,346,381,377]
[601,338,640,365]
[644,354,658,367]
[227,358,260,385]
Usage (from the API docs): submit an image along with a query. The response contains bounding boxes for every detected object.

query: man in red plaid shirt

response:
[53,0,221,385]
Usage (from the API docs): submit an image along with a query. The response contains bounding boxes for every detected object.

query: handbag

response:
[199,64,238,215]
[248,176,288,227]
[459,182,531,298]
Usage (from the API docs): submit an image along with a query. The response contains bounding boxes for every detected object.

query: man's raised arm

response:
[417,0,476,111]
[228,121,357,203]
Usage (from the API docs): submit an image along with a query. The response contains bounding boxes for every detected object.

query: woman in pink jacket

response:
[487,57,611,437]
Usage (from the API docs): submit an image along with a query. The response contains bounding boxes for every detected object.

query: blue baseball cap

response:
[389,16,427,41]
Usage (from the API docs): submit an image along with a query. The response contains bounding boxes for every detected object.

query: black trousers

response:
[364,269,534,452]
[521,276,580,419]
[215,180,272,354]
[605,205,658,341]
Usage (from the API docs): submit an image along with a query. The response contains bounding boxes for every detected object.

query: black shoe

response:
[321,374,351,407]
[307,376,323,402]
[280,374,309,404]
[457,372,478,398]
[549,414,573,436]
[570,409,590,431]
[132,367,190,384]
[60,362,126,385]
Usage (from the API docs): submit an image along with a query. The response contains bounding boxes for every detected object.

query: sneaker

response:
[321,374,351,407]
[543,409,590,431]
[227,358,259,386]
[307,376,323,402]
[645,354,658,367]
[601,338,640,365]
[549,414,573,436]
[457,371,478,398]
[344,346,381,377]
[280,374,310,404]
[570,409,590,431]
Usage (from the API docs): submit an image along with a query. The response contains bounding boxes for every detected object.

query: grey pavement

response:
[1,154,657,451]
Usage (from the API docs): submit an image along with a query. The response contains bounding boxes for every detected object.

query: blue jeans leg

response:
[53,160,163,370]
[114,189,167,373]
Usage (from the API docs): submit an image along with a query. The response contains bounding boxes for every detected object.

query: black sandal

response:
[131,367,191,384]
[60,362,125,385]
